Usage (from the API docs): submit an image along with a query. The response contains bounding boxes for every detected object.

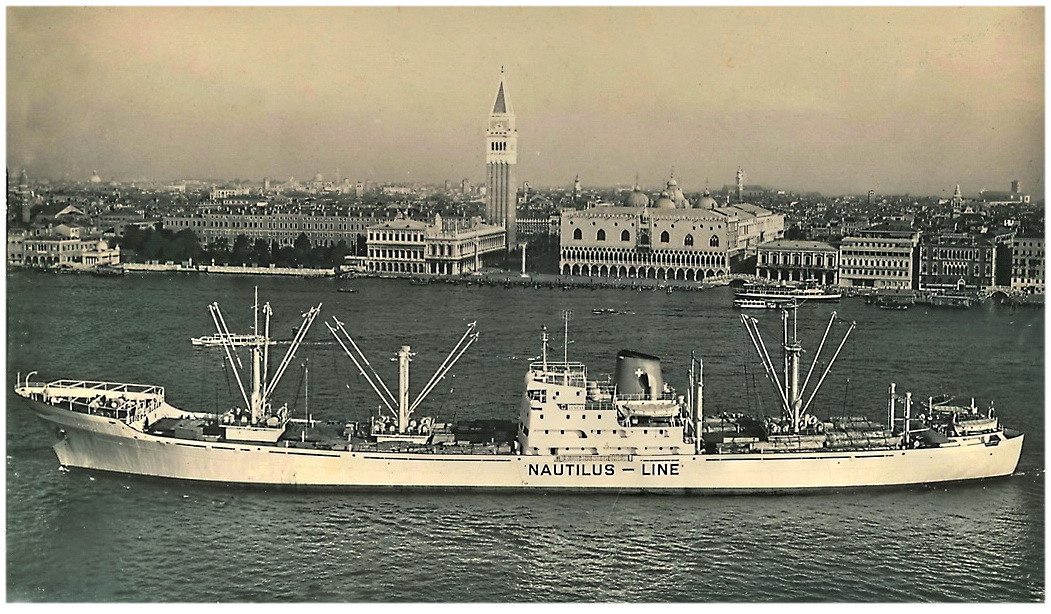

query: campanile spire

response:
[486,67,518,249]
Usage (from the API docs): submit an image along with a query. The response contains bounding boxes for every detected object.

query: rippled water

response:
[6,271,1045,602]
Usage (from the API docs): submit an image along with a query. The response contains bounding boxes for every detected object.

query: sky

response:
[5,6,1045,197]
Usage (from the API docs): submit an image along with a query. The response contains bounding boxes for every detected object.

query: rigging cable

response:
[842,324,857,411]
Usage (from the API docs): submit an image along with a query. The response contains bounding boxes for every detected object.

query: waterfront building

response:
[837,226,921,289]
[366,213,505,275]
[486,68,517,249]
[917,233,996,292]
[559,183,783,280]
[163,206,395,248]
[9,225,120,269]
[1010,232,1044,293]
[7,227,28,266]
[757,240,838,285]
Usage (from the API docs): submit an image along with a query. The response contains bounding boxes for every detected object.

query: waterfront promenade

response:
[121,262,335,277]
[22,261,1043,305]
[115,261,750,290]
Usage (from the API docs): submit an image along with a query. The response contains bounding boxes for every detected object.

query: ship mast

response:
[328,319,479,434]
[250,287,265,423]
[397,345,414,434]
[741,304,855,433]
[208,291,322,426]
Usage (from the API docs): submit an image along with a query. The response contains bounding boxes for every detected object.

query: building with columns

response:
[366,213,505,275]
[486,68,517,250]
[757,240,838,285]
[559,177,783,281]
[164,206,395,248]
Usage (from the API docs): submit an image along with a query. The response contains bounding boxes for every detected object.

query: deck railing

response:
[18,378,166,424]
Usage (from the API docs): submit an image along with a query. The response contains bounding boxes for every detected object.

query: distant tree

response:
[171,228,203,263]
[329,240,350,265]
[251,239,270,266]
[140,229,167,262]
[230,234,251,265]
[292,233,312,265]
[121,226,144,252]
[269,240,283,266]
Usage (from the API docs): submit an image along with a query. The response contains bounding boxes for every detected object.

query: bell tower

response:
[486,67,517,249]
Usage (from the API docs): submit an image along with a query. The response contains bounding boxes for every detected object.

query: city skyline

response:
[6,6,1044,197]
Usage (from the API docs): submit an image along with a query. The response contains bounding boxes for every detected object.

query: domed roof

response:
[665,176,689,207]
[697,189,718,209]
[655,191,676,209]
[625,188,650,208]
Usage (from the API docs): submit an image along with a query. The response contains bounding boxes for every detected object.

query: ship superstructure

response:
[15,294,1023,492]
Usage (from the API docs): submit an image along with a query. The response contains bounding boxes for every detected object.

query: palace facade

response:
[559,181,783,281]
[917,233,997,292]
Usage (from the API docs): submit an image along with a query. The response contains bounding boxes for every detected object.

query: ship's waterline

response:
[13,282,1025,492]
[6,271,1044,601]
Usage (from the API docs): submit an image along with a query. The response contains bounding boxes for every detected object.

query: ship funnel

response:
[615,350,664,400]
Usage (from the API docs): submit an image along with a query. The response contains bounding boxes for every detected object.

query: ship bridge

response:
[528,361,588,388]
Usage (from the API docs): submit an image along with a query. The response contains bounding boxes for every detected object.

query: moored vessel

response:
[735,281,842,302]
[15,292,1023,493]
[733,297,799,309]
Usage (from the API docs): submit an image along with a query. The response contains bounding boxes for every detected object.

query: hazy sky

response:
[6,6,1045,196]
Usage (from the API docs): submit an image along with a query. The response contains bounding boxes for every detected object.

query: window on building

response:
[597,229,606,241]
[710,235,720,247]
[621,230,630,242]
[684,234,694,246]
[660,231,670,243]
[573,228,582,240]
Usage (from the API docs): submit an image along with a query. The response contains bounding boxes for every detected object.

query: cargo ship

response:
[15,292,1023,493]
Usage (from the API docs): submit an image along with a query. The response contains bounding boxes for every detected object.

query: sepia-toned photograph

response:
[6,5,1044,603]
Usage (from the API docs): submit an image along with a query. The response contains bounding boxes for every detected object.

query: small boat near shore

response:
[733,298,799,309]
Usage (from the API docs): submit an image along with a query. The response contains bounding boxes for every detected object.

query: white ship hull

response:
[25,398,1023,493]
